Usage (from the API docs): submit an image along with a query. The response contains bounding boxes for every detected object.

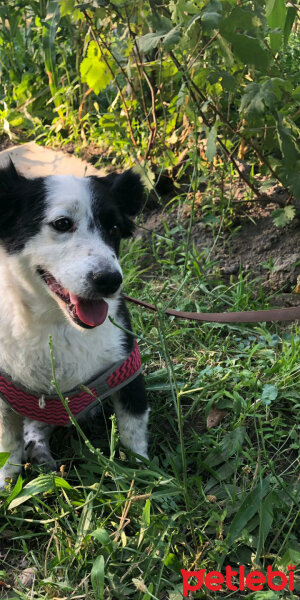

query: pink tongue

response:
[69,293,108,327]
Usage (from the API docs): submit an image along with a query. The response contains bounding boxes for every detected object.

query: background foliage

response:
[0,0,300,202]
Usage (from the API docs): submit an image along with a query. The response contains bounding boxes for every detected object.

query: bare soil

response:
[140,187,300,298]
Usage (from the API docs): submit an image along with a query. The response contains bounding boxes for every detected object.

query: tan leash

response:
[124,295,300,324]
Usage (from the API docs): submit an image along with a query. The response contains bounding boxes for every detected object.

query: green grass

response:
[0,229,299,600]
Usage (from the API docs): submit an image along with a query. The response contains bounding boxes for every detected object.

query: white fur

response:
[0,174,148,488]
[113,399,149,459]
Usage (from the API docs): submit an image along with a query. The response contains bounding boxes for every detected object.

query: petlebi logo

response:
[181,564,295,595]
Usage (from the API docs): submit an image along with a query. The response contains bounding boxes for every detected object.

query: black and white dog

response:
[0,161,149,489]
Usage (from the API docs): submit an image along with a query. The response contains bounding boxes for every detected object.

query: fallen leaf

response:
[207,403,228,429]
[15,567,37,588]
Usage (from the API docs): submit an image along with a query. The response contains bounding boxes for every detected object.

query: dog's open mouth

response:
[38,269,108,329]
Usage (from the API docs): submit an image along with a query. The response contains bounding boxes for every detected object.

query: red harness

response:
[0,341,141,426]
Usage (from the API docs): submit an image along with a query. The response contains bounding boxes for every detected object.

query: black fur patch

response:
[0,160,46,253]
[119,373,148,415]
[108,170,145,217]
[117,296,135,354]
[89,170,144,252]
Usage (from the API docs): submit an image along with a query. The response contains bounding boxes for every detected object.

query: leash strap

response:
[124,295,300,323]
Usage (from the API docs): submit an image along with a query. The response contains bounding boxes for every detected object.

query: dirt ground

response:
[141,201,300,296]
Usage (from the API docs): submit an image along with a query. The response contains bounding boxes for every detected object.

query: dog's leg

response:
[23,419,56,470]
[113,374,149,460]
[0,399,23,489]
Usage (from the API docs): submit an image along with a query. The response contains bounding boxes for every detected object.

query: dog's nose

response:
[90,270,123,296]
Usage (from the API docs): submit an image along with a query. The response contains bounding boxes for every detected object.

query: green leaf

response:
[224,478,270,550]
[164,552,182,572]
[170,0,198,23]
[0,452,10,468]
[221,426,246,459]
[91,554,105,600]
[202,0,222,30]
[241,81,277,118]
[7,112,34,130]
[59,0,74,17]
[162,27,181,50]
[185,14,202,34]
[138,499,151,548]
[216,35,234,68]
[80,55,113,95]
[91,528,112,546]
[277,547,300,570]
[206,125,217,162]
[220,71,236,92]
[138,26,181,53]
[9,475,72,508]
[133,164,155,191]
[284,171,300,200]
[283,7,297,48]
[283,205,296,222]
[262,384,278,405]
[272,208,287,228]
[276,114,299,168]
[265,0,276,18]
[221,6,258,34]
[256,491,276,561]
[74,492,94,554]
[266,0,287,52]
[272,205,296,228]
[2,476,23,510]
[224,33,270,70]
[141,582,153,600]
[251,592,281,600]
[148,14,173,34]
[137,32,163,53]
[205,427,246,468]
[204,460,237,492]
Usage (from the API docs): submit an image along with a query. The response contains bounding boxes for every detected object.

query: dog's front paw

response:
[25,441,56,471]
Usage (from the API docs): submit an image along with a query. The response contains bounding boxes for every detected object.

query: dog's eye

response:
[110,225,121,238]
[51,218,74,232]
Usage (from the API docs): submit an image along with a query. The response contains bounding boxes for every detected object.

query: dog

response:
[0,160,149,489]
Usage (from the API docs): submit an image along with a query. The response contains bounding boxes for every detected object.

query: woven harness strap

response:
[0,341,141,426]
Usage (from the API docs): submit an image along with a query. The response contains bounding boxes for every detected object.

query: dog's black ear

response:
[0,158,20,187]
[0,159,22,228]
[108,170,145,217]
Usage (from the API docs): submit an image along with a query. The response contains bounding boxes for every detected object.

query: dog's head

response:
[0,160,144,329]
